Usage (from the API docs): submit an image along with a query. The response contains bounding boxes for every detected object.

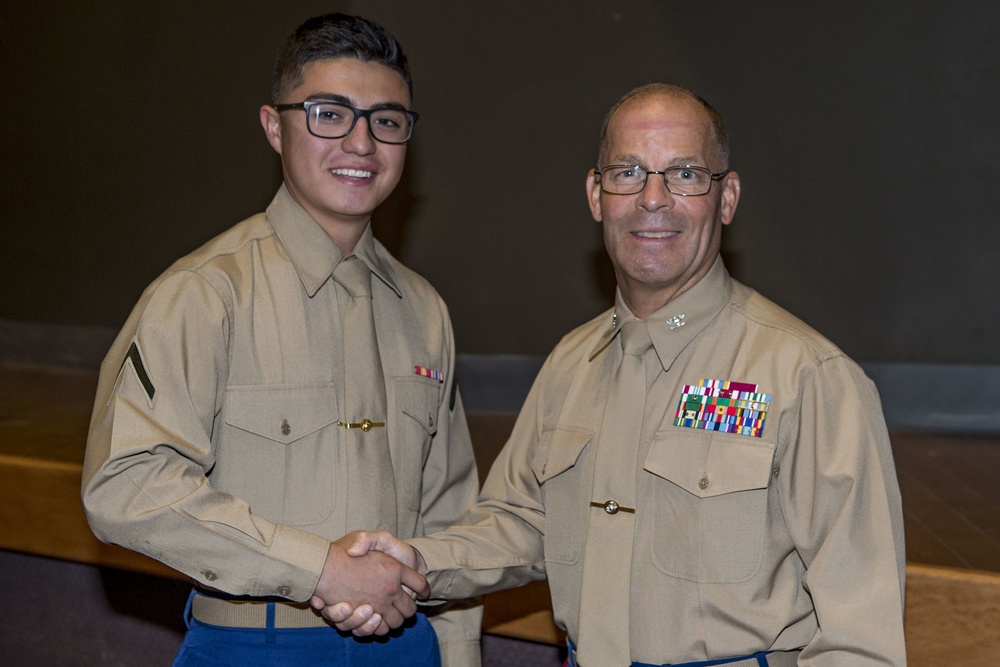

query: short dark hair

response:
[597,83,730,169]
[270,13,412,105]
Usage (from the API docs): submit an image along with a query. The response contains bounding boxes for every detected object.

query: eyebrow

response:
[304,93,353,105]
[611,153,709,168]
[302,93,410,111]
[667,155,708,167]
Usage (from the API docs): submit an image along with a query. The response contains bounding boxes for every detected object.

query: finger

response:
[323,602,355,624]
[399,567,429,600]
[395,592,417,619]
[310,595,325,610]
[348,531,405,560]
[352,612,383,637]
[380,607,405,631]
[332,604,373,631]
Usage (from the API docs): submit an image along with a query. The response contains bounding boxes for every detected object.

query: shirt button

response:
[277,585,291,597]
[698,476,710,490]
[203,570,218,582]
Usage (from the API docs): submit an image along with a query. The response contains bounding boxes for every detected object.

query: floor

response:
[892,431,1000,572]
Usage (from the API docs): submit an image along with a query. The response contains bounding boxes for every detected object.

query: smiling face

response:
[260,57,411,253]
[586,92,741,318]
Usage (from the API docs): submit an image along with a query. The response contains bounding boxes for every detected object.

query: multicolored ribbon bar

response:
[414,365,443,382]
[673,378,771,438]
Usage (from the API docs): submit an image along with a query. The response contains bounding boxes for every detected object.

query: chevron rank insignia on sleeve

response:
[118,340,156,402]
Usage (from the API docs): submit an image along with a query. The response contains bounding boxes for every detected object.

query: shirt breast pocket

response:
[221,383,338,526]
[392,375,440,514]
[643,431,776,583]
[531,427,592,565]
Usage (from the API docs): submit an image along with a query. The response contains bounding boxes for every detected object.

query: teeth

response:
[331,168,373,179]
[635,231,678,238]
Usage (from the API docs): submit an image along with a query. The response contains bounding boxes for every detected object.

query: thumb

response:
[345,531,379,557]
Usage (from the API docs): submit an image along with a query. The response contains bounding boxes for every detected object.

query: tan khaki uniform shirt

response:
[411,258,906,665]
[83,185,482,666]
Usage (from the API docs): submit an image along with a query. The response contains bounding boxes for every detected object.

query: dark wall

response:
[3,1,999,362]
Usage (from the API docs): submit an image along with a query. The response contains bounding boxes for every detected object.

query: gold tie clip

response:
[338,419,385,432]
[590,500,636,515]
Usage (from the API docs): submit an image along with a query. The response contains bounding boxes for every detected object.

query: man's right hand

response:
[309,532,429,635]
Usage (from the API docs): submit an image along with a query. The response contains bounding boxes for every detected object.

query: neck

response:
[317,217,369,256]
[280,182,371,255]
[618,263,717,320]
[619,278,695,320]
[621,291,673,321]
[618,275,705,320]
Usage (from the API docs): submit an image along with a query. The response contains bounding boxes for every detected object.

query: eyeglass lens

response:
[601,166,714,195]
[308,103,414,143]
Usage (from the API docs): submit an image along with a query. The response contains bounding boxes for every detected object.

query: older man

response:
[337,83,907,666]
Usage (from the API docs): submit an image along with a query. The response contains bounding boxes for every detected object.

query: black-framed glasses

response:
[595,164,729,196]
[274,101,419,144]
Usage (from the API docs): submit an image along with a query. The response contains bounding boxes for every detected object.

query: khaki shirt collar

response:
[267,184,402,298]
[590,255,733,371]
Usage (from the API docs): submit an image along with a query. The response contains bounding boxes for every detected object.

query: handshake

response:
[310,530,427,636]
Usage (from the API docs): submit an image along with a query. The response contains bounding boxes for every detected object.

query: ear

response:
[586,168,603,222]
[259,105,283,155]
[719,170,741,226]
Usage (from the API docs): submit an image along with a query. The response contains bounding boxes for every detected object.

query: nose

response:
[638,172,675,211]
[341,116,376,156]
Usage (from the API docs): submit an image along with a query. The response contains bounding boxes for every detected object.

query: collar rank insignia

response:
[414,365,443,382]
[664,313,686,329]
[673,378,771,438]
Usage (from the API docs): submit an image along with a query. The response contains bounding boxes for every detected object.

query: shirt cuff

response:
[408,536,459,593]
[255,523,330,602]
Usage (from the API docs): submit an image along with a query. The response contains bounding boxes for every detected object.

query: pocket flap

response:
[224,384,338,444]
[644,431,775,498]
[395,376,440,434]
[532,428,593,484]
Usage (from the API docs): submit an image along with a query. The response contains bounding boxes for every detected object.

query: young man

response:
[82,14,481,667]
[336,84,907,666]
